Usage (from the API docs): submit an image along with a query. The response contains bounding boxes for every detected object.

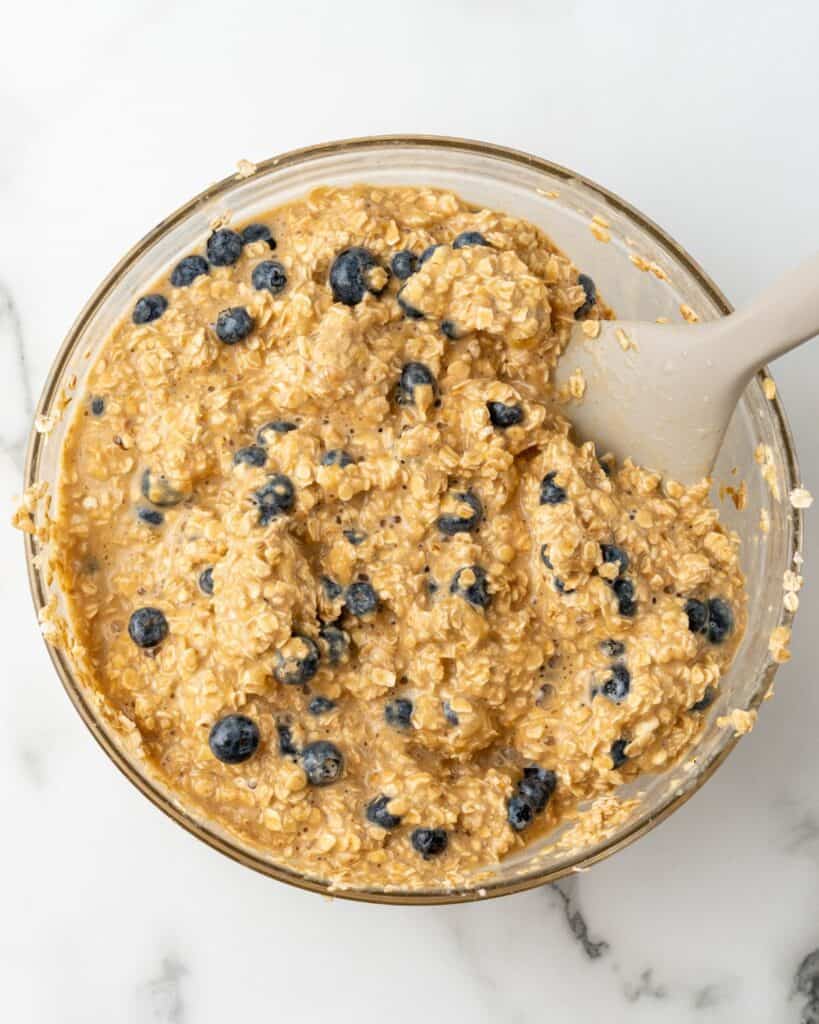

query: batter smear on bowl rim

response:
[51,185,746,889]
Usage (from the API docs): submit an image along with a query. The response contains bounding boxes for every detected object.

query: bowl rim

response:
[22,134,804,905]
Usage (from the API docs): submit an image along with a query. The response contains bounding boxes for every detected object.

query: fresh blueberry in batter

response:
[207,228,244,266]
[308,695,336,716]
[706,598,733,644]
[128,607,168,648]
[396,362,438,406]
[301,740,344,786]
[613,577,637,617]
[385,698,413,730]
[507,794,536,831]
[601,663,631,703]
[319,624,349,665]
[391,250,417,280]
[518,765,557,812]
[141,469,184,508]
[487,401,524,428]
[252,260,287,295]
[690,686,716,713]
[441,319,459,340]
[397,289,425,320]
[411,827,448,859]
[242,223,276,248]
[198,567,214,595]
[366,795,402,830]
[344,581,379,617]
[437,490,483,536]
[684,597,709,633]
[452,230,489,249]
[540,472,567,505]
[601,544,629,576]
[132,294,167,325]
[575,273,597,319]
[170,254,209,287]
[321,449,355,468]
[90,396,105,416]
[276,721,299,757]
[418,244,442,265]
[321,576,343,600]
[215,306,254,344]
[443,701,459,726]
[329,246,385,305]
[450,566,491,609]
[253,474,295,524]
[343,528,367,546]
[257,420,298,443]
[600,638,625,658]
[610,738,629,769]
[274,635,320,686]
[233,445,267,467]
[136,506,164,526]
[208,714,260,764]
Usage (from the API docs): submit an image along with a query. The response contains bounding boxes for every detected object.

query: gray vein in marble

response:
[794,947,819,1024]
[448,915,527,1024]
[623,967,667,1003]
[550,879,609,960]
[786,812,819,855]
[0,282,34,468]
[136,955,188,1023]
[691,978,739,1011]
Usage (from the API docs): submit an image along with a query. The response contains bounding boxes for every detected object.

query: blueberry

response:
[450,565,491,609]
[276,721,299,757]
[601,544,629,576]
[132,294,167,325]
[321,449,355,468]
[610,738,629,769]
[308,695,336,716]
[90,396,105,416]
[141,469,184,507]
[575,273,597,319]
[253,474,295,524]
[690,686,716,713]
[215,306,254,344]
[442,701,459,726]
[684,598,707,635]
[396,362,438,405]
[366,794,402,830]
[391,250,417,280]
[343,528,367,546]
[706,598,733,644]
[396,289,425,320]
[252,260,287,296]
[385,698,413,730]
[128,607,168,648]
[540,471,567,505]
[598,456,613,477]
[344,581,379,617]
[198,567,214,595]
[600,638,625,658]
[452,230,489,249]
[207,228,243,267]
[518,765,557,812]
[553,576,574,595]
[233,445,267,467]
[301,740,344,786]
[242,223,275,248]
[318,624,350,665]
[541,546,554,570]
[274,635,320,686]
[136,506,164,526]
[613,578,637,617]
[507,794,536,831]
[170,254,209,288]
[257,420,298,443]
[437,490,483,536]
[601,663,630,703]
[441,319,459,340]
[208,714,259,764]
[321,576,343,600]
[411,827,448,859]
[487,401,523,428]
[329,247,385,305]
[418,244,442,265]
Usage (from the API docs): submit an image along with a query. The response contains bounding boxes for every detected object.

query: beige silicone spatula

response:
[553,253,819,484]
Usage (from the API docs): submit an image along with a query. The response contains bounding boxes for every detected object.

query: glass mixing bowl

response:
[23,136,803,904]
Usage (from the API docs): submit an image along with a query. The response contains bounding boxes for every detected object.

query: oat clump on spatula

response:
[53,186,745,889]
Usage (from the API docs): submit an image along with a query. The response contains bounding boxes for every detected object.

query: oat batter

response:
[53,186,745,889]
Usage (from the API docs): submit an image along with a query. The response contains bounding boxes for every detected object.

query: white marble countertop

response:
[2,3,819,1021]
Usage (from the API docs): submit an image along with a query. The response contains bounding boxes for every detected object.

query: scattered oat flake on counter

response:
[680,304,699,324]
[235,159,257,179]
[763,378,777,400]
[769,625,792,663]
[716,708,757,735]
[790,487,814,509]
